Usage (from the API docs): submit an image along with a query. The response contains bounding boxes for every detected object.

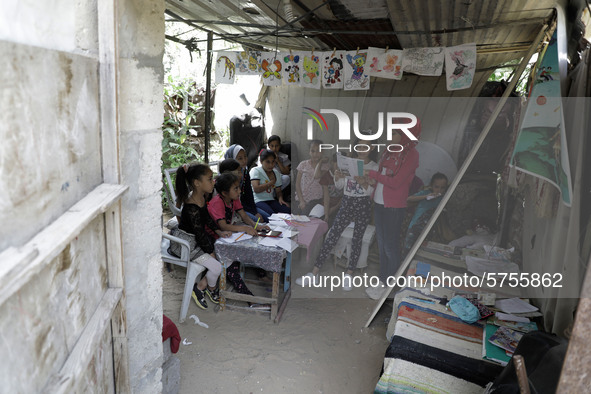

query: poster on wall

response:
[344,51,370,90]
[300,52,321,89]
[260,52,283,86]
[321,51,345,89]
[445,43,477,90]
[367,47,404,80]
[510,32,572,206]
[281,52,302,86]
[402,47,444,76]
[214,51,237,84]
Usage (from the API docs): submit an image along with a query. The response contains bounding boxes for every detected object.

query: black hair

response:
[259,149,277,162]
[214,172,240,196]
[430,172,448,185]
[175,163,213,205]
[218,158,241,174]
[352,133,378,162]
[268,135,281,145]
[309,139,323,147]
[330,58,343,69]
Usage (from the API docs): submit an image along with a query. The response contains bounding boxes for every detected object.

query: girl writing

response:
[208,172,271,307]
[365,119,421,300]
[250,149,291,215]
[296,134,379,290]
[175,163,231,309]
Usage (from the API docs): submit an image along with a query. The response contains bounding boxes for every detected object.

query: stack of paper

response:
[290,214,310,222]
[494,298,539,314]
[218,232,253,243]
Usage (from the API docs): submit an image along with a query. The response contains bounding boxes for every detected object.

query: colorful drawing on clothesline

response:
[344,51,370,90]
[236,51,262,75]
[300,52,321,89]
[402,47,444,76]
[214,51,236,84]
[322,51,345,89]
[367,47,403,80]
[235,51,250,75]
[445,43,476,90]
[281,52,301,86]
[261,52,282,86]
[510,31,572,206]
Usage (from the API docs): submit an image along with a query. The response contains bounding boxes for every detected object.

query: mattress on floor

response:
[376,292,503,393]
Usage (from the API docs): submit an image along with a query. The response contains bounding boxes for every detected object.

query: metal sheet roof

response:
[165,0,559,94]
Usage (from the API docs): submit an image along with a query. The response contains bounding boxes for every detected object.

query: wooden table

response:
[215,237,292,323]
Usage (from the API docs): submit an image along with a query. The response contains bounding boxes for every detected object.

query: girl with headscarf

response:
[365,119,421,299]
[224,144,268,222]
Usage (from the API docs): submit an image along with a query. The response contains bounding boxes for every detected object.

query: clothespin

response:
[331,47,336,57]
[356,46,360,54]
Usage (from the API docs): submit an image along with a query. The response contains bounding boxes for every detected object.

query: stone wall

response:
[0,0,165,392]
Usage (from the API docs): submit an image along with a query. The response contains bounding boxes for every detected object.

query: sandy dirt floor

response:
[162,243,393,394]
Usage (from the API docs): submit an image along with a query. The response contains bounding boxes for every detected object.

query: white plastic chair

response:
[161,232,206,322]
[163,168,182,218]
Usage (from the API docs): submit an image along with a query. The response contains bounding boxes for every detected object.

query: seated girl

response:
[208,172,271,234]
[250,149,291,216]
[208,172,271,305]
[295,139,328,215]
[174,163,231,310]
[223,145,268,222]
[404,172,449,255]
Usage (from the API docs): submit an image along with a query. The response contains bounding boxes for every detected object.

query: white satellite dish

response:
[414,142,457,186]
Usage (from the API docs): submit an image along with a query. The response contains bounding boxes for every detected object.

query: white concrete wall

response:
[118,0,165,392]
[0,0,165,392]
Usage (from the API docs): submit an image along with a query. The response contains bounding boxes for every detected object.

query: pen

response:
[235,232,245,242]
[254,217,260,230]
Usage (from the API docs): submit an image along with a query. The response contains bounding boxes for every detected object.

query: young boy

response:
[404,172,448,255]
[267,135,291,189]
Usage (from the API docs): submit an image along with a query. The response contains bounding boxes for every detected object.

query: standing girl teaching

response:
[365,120,421,299]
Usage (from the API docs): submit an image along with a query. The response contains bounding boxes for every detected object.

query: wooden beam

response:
[204,32,212,163]
[0,183,127,307]
[97,0,130,391]
[364,23,550,328]
[43,288,123,393]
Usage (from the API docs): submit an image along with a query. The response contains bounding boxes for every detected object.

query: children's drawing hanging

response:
[344,51,370,90]
[235,51,251,75]
[402,47,444,76]
[281,52,301,86]
[445,43,476,90]
[247,51,262,75]
[261,52,283,86]
[367,47,404,80]
[300,52,321,89]
[214,51,237,84]
[321,51,345,89]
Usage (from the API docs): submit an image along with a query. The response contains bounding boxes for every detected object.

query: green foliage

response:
[487,58,535,96]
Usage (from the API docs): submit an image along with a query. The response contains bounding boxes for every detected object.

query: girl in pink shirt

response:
[365,119,421,299]
[295,139,328,215]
